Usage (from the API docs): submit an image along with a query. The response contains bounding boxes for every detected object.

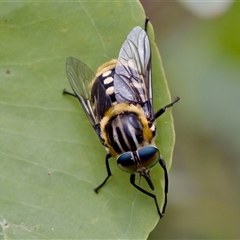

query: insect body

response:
[63,19,180,218]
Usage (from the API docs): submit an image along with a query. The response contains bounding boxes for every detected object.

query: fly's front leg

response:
[130,174,164,218]
[94,153,112,193]
[158,157,169,216]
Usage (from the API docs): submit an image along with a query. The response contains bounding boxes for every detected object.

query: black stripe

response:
[116,127,129,152]
[128,113,143,145]
[122,122,137,151]
[108,93,116,103]
[106,122,121,154]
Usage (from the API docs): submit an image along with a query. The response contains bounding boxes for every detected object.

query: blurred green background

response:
[141,1,240,239]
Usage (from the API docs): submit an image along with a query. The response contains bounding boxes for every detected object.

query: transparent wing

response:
[66,57,97,126]
[114,26,154,121]
[66,57,112,129]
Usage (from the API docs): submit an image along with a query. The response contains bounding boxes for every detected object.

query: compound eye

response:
[117,152,137,173]
[138,146,159,169]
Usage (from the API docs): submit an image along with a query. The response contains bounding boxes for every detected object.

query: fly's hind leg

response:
[62,88,77,98]
[145,17,150,32]
[155,97,180,119]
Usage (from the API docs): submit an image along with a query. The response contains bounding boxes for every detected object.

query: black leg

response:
[62,88,77,98]
[130,174,164,218]
[158,157,168,216]
[145,17,150,32]
[94,153,112,193]
[155,96,180,119]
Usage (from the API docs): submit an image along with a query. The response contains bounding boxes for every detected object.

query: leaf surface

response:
[0,2,176,239]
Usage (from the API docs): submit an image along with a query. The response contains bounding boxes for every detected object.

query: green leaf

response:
[0,2,176,239]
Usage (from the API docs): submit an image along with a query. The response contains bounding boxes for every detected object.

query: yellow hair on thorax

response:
[100,103,154,156]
